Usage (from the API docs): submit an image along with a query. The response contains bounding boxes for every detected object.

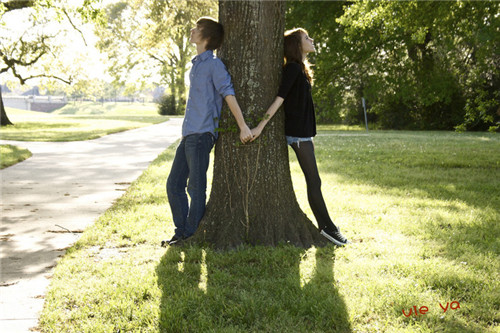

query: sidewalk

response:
[0,118,182,332]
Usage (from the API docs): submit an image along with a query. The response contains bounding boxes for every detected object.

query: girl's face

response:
[301,32,315,54]
[190,25,204,44]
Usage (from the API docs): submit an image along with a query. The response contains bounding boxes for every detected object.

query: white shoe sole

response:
[320,230,348,246]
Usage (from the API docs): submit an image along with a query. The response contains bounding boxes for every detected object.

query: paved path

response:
[0,118,182,332]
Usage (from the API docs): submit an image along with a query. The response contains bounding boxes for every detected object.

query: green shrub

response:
[157,94,183,116]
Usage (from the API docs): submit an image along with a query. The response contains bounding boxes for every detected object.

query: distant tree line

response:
[96,0,217,116]
[286,1,499,131]
[3,1,497,131]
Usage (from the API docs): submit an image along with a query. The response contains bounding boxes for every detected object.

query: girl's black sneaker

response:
[320,228,349,246]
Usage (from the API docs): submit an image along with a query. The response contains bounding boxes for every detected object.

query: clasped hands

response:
[239,124,264,144]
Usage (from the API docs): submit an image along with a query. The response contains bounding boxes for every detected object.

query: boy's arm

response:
[224,94,253,143]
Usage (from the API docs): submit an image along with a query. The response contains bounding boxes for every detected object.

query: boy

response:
[162,17,252,246]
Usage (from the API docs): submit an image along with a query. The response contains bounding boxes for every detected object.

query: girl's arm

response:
[250,96,284,141]
[250,63,300,141]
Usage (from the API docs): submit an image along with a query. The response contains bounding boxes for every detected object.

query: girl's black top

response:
[277,62,316,138]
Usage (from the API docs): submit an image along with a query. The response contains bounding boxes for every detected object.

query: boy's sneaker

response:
[161,234,183,247]
[320,227,349,246]
[170,236,191,247]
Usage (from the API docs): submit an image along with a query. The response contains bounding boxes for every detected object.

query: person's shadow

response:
[156,245,351,332]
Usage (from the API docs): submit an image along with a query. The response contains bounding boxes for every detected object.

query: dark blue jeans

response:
[167,132,215,238]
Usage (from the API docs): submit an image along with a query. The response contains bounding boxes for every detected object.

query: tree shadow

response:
[311,133,499,329]
[156,245,351,332]
[311,133,499,262]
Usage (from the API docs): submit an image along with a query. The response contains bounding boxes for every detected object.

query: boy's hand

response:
[239,124,253,143]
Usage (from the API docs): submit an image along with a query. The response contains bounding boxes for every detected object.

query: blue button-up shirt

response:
[182,50,235,138]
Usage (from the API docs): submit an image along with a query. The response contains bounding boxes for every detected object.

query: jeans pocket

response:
[194,132,215,151]
[202,132,215,148]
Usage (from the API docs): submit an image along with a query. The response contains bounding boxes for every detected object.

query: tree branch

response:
[0,43,48,68]
[62,8,88,46]
[1,49,71,85]
[23,73,73,85]
[3,0,35,12]
[148,53,167,65]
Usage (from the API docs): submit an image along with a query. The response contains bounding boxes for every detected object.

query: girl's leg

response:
[291,140,349,245]
[290,141,337,231]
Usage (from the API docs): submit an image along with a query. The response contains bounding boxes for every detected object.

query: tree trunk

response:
[1,86,14,126]
[168,66,177,114]
[192,0,326,249]
[177,38,189,114]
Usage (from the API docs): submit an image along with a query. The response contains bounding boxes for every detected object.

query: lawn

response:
[38,129,499,332]
[0,144,32,169]
[0,102,170,142]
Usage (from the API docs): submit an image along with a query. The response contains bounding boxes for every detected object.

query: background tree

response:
[0,85,9,125]
[286,0,499,131]
[96,0,217,115]
[0,0,103,126]
[192,0,326,249]
[337,0,499,130]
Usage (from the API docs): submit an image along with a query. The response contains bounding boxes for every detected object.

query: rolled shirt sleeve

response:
[212,59,235,98]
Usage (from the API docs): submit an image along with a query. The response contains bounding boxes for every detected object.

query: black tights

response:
[291,141,337,232]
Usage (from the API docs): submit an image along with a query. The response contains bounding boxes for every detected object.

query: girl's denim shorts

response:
[286,136,313,146]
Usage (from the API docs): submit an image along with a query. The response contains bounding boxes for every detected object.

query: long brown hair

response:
[284,28,313,83]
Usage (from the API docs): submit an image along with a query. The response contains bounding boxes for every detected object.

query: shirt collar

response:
[192,49,213,64]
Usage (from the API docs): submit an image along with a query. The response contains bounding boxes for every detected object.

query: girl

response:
[251,28,349,246]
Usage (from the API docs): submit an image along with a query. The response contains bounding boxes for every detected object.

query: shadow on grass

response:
[54,103,118,115]
[69,115,169,123]
[312,132,499,329]
[1,121,81,129]
[156,245,351,332]
[312,132,499,256]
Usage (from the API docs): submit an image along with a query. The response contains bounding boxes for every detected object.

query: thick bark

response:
[1,86,14,126]
[192,1,326,249]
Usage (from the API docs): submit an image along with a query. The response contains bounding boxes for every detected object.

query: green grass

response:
[38,129,499,332]
[0,102,170,141]
[0,144,32,169]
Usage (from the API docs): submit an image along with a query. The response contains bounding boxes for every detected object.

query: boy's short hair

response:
[196,17,224,50]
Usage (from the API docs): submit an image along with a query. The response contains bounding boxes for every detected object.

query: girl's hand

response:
[250,126,263,142]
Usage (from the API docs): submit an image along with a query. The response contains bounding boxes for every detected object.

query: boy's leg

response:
[184,132,215,237]
[167,138,190,238]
